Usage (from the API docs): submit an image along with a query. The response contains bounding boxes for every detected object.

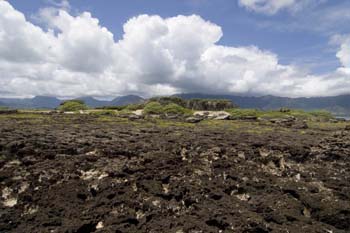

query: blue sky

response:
[1,0,350,97]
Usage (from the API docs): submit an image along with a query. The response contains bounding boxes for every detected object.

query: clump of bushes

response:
[90,110,117,116]
[143,102,164,115]
[57,100,88,112]
[143,102,192,115]
[163,103,192,115]
[185,99,234,111]
[149,97,187,107]
[148,96,235,111]
[124,103,145,111]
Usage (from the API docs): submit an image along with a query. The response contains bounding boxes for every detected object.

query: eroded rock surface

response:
[0,114,349,232]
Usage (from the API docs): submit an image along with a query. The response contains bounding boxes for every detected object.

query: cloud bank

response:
[0,1,349,98]
[238,0,325,15]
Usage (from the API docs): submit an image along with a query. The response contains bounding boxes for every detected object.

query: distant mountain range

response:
[0,95,144,109]
[1,93,350,116]
[174,93,350,116]
[76,95,145,108]
[0,96,62,109]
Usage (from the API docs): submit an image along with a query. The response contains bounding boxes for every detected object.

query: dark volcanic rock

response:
[0,114,349,233]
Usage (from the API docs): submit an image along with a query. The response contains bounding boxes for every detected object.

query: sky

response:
[0,0,350,98]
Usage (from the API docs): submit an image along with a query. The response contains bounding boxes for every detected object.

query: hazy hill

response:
[75,97,111,108]
[0,96,61,109]
[175,93,350,116]
[31,96,62,109]
[2,93,350,116]
[110,95,145,106]
[0,95,145,109]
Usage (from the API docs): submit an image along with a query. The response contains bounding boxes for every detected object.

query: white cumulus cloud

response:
[0,1,349,98]
[336,41,350,68]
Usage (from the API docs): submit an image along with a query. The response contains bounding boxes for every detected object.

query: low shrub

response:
[143,102,164,115]
[125,103,145,111]
[163,103,192,115]
[57,100,88,112]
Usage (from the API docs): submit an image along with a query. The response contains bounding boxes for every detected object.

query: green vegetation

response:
[89,110,117,116]
[117,109,133,115]
[226,108,334,121]
[149,97,187,107]
[148,96,234,111]
[186,98,234,111]
[308,110,333,119]
[0,106,9,110]
[96,103,144,111]
[97,106,124,110]
[308,121,349,131]
[143,102,192,115]
[143,102,164,115]
[162,103,192,115]
[57,100,88,112]
[226,109,260,118]
[124,103,145,111]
